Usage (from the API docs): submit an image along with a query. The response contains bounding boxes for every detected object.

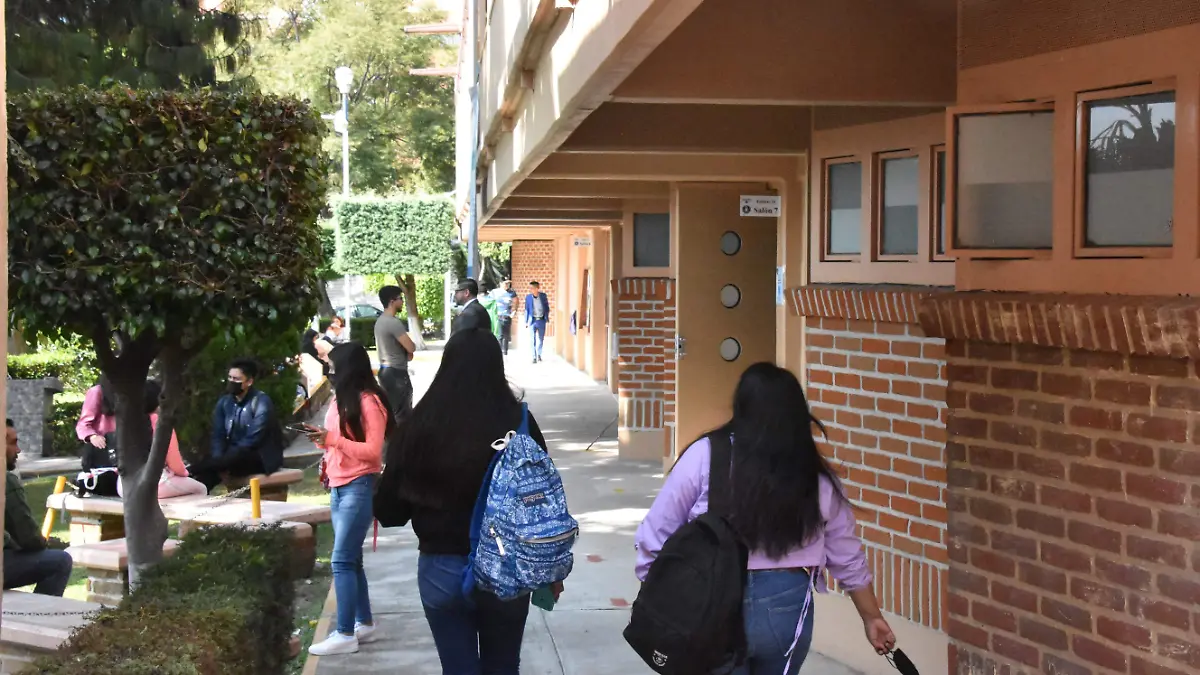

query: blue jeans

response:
[529,321,546,359]
[728,569,815,675]
[418,554,531,675]
[4,549,73,596]
[331,474,376,635]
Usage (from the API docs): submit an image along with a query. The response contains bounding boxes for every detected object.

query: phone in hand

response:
[531,585,557,612]
[286,423,317,434]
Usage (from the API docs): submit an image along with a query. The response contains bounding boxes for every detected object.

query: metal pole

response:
[341,92,351,197]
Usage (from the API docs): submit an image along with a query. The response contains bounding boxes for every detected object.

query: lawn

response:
[22,467,334,673]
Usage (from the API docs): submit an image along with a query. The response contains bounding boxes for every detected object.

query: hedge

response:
[36,525,295,675]
[7,350,99,395]
[334,196,454,277]
[49,394,85,457]
[350,317,378,350]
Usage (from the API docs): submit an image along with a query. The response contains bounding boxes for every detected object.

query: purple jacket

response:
[634,436,873,592]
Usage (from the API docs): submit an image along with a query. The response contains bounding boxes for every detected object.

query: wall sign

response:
[740,195,781,218]
[776,266,785,306]
[573,238,592,247]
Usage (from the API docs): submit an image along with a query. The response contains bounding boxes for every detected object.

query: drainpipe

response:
[465,1,482,282]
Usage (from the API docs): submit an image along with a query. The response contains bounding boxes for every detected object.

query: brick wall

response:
[616,278,677,436]
[511,240,557,333]
[793,285,950,632]
[921,293,1200,675]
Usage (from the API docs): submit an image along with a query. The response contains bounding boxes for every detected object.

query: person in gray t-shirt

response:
[375,286,416,420]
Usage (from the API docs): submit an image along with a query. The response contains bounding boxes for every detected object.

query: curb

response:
[300,578,339,675]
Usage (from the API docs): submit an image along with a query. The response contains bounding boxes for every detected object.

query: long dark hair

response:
[717,362,841,558]
[384,328,522,508]
[329,342,394,442]
[98,375,116,416]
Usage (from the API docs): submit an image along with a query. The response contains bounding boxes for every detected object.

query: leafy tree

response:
[6,0,250,92]
[8,86,327,579]
[335,196,454,347]
[246,0,455,193]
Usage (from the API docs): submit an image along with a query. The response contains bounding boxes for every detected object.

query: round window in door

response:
[719,338,741,362]
[720,284,741,308]
[720,231,742,256]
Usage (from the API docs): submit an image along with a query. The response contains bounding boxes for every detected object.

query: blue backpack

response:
[464,403,578,601]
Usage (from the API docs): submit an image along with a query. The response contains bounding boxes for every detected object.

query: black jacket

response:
[452,299,492,335]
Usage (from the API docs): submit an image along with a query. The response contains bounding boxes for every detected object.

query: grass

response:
[23,467,334,673]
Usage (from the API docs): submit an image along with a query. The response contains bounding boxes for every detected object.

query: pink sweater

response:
[76,385,188,477]
[319,393,386,487]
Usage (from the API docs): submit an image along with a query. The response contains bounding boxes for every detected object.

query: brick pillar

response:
[615,278,676,462]
[920,293,1200,675]
[511,240,558,349]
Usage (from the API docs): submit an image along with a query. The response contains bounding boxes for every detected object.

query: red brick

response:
[1095,379,1152,406]
[1039,484,1092,512]
[972,600,1017,631]
[992,581,1038,612]
[1074,635,1129,672]
[1155,384,1200,412]
[969,497,1013,525]
[969,342,1014,362]
[1043,596,1093,630]
[876,358,906,376]
[1044,373,1093,400]
[1019,453,1066,480]
[948,364,989,385]
[1015,344,1064,365]
[1070,462,1123,492]
[808,333,835,349]
[907,362,941,380]
[1068,520,1122,553]
[990,475,1036,502]
[1128,413,1188,443]
[992,421,1036,447]
[878,398,906,415]
[992,367,1039,391]
[1127,535,1187,569]
[1069,406,1123,432]
[968,445,1015,469]
[1097,557,1153,591]
[1071,578,1126,612]
[948,416,988,440]
[1017,399,1065,424]
[1129,595,1191,631]
[1098,616,1153,650]
[971,548,1017,577]
[1068,350,1125,371]
[949,568,990,597]
[1157,635,1200,670]
[1158,574,1200,606]
[1096,439,1154,467]
[1042,541,1093,573]
[1132,656,1190,675]
[993,635,1040,668]
[1020,562,1067,594]
[1097,497,1153,528]
[1128,474,1188,505]
[1017,509,1065,538]
[969,392,1014,415]
[894,379,924,398]
[947,619,989,649]
[1042,430,1093,457]
[991,530,1037,559]
[1044,655,1093,675]
[1160,449,1200,477]
[1129,355,1189,378]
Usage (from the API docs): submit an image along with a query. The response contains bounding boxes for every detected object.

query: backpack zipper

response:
[489,526,578,555]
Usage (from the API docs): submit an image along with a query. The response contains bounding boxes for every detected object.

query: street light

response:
[334,66,353,196]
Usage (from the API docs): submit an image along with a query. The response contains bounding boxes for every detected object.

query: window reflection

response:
[827,162,862,255]
[880,157,919,256]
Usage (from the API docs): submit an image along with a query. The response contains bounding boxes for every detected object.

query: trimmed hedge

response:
[36,525,295,675]
[49,394,85,457]
[334,197,454,277]
[350,317,378,350]
[7,350,98,395]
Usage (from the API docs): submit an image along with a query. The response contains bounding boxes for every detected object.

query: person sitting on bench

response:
[4,419,73,596]
[191,358,284,493]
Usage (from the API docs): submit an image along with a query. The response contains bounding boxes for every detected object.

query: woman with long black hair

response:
[635,362,895,674]
[76,375,118,470]
[306,341,394,656]
[374,327,558,675]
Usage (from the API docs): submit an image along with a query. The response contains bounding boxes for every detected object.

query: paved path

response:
[312,353,862,675]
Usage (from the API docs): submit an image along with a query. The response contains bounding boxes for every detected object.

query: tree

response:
[8,86,328,580]
[246,0,456,193]
[6,0,250,92]
[334,196,455,347]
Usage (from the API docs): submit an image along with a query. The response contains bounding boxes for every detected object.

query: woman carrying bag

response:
[634,363,896,674]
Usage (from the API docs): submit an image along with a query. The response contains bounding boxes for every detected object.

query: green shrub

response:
[35,524,295,675]
[351,316,378,349]
[334,196,454,277]
[7,349,99,395]
[48,394,86,457]
[363,273,445,321]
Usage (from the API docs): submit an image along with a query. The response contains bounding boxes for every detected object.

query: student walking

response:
[374,328,559,674]
[524,281,550,363]
[307,342,395,656]
[633,363,895,674]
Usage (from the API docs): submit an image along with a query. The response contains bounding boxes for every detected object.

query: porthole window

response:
[720,231,742,256]
[719,338,741,362]
[720,284,741,308]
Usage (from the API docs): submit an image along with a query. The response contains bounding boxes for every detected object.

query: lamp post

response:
[334,66,353,196]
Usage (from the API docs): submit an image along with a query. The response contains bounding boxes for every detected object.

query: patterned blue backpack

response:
[463,403,578,601]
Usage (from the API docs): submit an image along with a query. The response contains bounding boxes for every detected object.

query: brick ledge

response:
[918,292,1200,359]
[789,284,948,325]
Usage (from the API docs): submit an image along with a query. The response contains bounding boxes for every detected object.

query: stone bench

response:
[0,591,100,673]
[177,520,316,579]
[222,468,305,502]
[67,538,182,606]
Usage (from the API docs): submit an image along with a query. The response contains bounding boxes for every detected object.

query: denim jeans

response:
[529,321,546,360]
[418,554,531,675]
[728,569,815,675]
[378,367,413,423]
[3,549,73,596]
[331,474,376,635]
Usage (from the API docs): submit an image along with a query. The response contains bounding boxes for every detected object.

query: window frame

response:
[946,101,1057,260]
[1073,80,1177,259]
[821,156,865,262]
[631,212,671,269]
[874,149,923,262]
[931,145,952,262]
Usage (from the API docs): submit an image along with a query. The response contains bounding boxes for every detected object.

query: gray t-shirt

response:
[374,314,411,368]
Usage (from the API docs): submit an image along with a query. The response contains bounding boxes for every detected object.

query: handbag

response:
[80,432,118,471]
[886,649,919,675]
[75,468,119,497]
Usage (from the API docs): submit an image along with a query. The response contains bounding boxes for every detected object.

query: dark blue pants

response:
[417,554,531,675]
[331,474,375,635]
[728,569,815,675]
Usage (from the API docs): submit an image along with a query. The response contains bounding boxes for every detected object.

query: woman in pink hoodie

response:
[305,341,395,657]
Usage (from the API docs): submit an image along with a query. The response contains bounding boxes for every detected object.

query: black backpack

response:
[624,432,749,674]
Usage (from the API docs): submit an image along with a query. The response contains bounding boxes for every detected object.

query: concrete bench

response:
[0,591,100,673]
[67,538,181,605]
[222,468,305,502]
[178,520,316,579]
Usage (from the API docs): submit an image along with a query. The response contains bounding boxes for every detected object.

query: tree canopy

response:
[246,0,456,193]
[6,0,249,92]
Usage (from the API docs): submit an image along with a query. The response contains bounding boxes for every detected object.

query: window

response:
[954,109,1054,250]
[826,160,862,256]
[633,213,670,267]
[580,268,591,329]
[1081,88,1175,249]
[878,155,920,257]
[934,148,948,257]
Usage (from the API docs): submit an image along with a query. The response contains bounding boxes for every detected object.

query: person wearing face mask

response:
[190,358,285,493]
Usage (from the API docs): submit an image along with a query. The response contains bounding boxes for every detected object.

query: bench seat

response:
[0,591,99,672]
[223,468,305,501]
[67,538,181,605]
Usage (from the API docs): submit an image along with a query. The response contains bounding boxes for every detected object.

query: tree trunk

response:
[396,274,426,350]
[317,281,335,318]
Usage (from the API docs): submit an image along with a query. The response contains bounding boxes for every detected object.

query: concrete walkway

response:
[312,353,862,675]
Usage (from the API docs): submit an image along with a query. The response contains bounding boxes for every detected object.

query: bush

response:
[363,273,445,322]
[7,349,99,395]
[351,316,378,350]
[175,324,306,462]
[35,524,295,675]
[334,196,454,277]
[49,394,86,457]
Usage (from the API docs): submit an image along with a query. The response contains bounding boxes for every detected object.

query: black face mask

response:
[226,381,245,396]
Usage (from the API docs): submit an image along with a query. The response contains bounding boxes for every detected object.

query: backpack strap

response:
[707,431,734,518]
[516,402,530,436]
[463,423,518,603]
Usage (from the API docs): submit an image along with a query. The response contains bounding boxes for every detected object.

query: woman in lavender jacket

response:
[635,363,896,675]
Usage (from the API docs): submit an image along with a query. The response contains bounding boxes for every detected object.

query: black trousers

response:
[499,317,513,354]
[379,366,414,423]
[191,451,267,493]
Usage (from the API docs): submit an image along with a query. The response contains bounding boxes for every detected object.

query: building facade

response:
[456,2,1200,675]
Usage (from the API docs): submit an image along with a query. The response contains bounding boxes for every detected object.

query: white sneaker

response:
[309,631,359,656]
[355,621,379,644]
